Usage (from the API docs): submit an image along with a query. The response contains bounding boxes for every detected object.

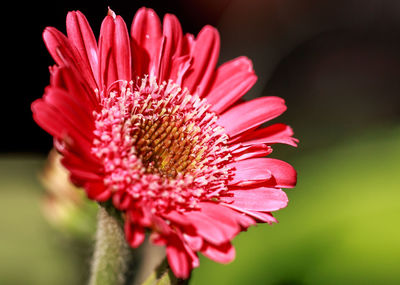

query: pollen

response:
[92,76,231,212]
[132,114,203,178]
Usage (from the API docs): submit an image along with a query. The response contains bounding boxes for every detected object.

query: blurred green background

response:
[1,125,399,285]
[2,0,400,284]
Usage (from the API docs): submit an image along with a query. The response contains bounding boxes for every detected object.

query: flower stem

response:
[89,206,133,285]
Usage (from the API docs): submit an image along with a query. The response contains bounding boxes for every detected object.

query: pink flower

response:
[32,8,298,278]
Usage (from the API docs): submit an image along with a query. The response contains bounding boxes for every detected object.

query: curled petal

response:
[262,158,297,188]
[232,123,299,147]
[201,241,235,264]
[228,158,273,186]
[218,96,287,137]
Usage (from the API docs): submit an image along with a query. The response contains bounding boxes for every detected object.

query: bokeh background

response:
[1,0,400,284]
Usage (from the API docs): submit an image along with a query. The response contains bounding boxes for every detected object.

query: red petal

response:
[166,235,193,279]
[43,87,93,134]
[222,203,278,224]
[98,15,118,88]
[208,73,257,114]
[206,57,257,114]
[51,66,98,112]
[130,7,163,77]
[233,123,299,147]
[201,242,235,264]
[221,187,288,211]
[61,150,101,174]
[124,220,145,248]
[114,16,132,81]
[84,181,111,202]
[163,211,191,226]
[217,96,287,137]
[199,202,255,229]
[185,209,237,246]
[211,56,255,86]
[43,27,76,67]
[159,13,183,82]
[181,26,220,96]
[228,158,273,186]
[66,11,99,86]
[43,27,97,91]
[112,191,132,210]
[183,233,203,251]
[262,158,297,188]
[230,143,273,161]
[198,202,241,236]
[32,100,92,150]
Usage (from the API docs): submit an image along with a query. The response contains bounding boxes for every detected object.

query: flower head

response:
[32,7,298,278]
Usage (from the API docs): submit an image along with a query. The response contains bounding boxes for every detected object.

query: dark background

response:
[3,0,400,154]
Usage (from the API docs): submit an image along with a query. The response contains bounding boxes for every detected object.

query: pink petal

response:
[233,123,299,147]
[184,209,237,246]
[43,27,76,67]
[43,27,97,91]
[163,211,191,226]
[66,11,99,86]
[112,191,132,210]
[159,13,183,82]
[151,215,173,236]
[211,56,255,86]
[53,66,98,112]
[228,158,273,186]
[181,33,195,55]
[206,57,257,114]
[217,96,287,137]
[208,73,257,114]
[200,202,256,229]
[221,187,288,211]
[201,242,235,264]
[262,158,297,188]
[166,235,193,279]
[222,203,278,224]
[230,143,273,161]
[43,87,94,134]
[169,55,191,85]
[198,202,241,235]
[61,150,101,174]
[31,100,92,151]
[98,15,118,88]
[181,26,220,96]
[130,7,163,77]
[84,181,111,202]
[65,167,102,182]
[124,220,145,248]
[114,16,132,81]
[183,233,203,251]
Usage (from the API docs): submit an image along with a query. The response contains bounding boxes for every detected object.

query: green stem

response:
[89,206,133,285]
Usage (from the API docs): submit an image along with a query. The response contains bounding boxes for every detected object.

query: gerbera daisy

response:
[32,7,298,279]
